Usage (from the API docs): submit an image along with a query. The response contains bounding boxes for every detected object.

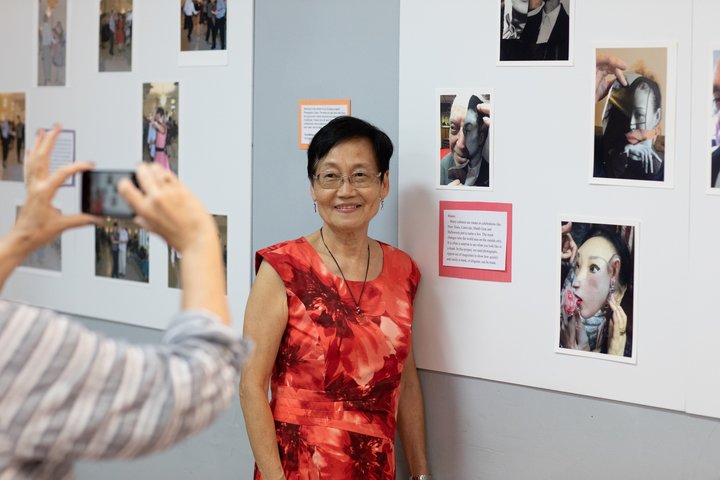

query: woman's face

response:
[572,236,618,318]
[310,137,388,235]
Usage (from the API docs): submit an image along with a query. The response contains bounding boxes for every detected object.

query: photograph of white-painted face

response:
[99,0,133,72]
[557,219,637,363]
[438,90,492,189]
[710,49,720,189]
[95,218,149,282]
[16,207,61,272]
[169,214,226,290]
[593,46,671,186]
[181,0,227,51]
[0,93,26,182]
[143,82,179,175]
[38,0,67,86]
[498,0,572,64]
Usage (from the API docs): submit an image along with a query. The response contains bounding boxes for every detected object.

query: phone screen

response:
[81,170,137,218]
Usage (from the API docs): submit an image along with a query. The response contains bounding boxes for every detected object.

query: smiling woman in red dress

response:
[240,117,431,480]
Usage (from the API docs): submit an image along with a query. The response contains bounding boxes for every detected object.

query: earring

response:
[381,199,384,210]
[609,279,616,294]
[313,202,317,213]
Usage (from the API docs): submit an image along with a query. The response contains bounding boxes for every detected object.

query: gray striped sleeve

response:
[0,302,252,464]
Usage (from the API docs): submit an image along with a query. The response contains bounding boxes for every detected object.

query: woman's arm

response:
[239,260,289,480]
[397,346,430,478]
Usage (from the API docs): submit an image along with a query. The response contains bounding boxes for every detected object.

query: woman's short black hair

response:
[583,226,633,290]
[306,116,393,180]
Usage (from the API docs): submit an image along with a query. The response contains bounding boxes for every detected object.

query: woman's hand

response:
[119,163,216,253]
[606,293,628,356]
[16,125,98,253]
[561,222,577,264]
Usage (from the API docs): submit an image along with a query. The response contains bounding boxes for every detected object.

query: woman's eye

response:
[589,264,600,273]
[352,172,368,180]
[322,173,339,180]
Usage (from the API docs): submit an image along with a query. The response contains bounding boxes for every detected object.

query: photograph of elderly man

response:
[499,0,571,62]
[710,50,720,188]
[439,92,492,188]
[593,47,669,183]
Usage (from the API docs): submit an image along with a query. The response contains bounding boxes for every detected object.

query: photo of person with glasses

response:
[240,116,431,480]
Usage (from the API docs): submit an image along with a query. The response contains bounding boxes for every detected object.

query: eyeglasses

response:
[313,171,382,190]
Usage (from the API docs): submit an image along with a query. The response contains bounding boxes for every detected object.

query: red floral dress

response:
[254,237,420,480]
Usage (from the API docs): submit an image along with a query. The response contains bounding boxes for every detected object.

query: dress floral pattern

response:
[254,237,420,480]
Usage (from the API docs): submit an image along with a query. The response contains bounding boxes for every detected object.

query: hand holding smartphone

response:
[81,170,139,218]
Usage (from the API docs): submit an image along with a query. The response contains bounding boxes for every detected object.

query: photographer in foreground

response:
[0,125,251,479]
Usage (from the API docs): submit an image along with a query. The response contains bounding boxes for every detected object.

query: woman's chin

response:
[579,305,601,319]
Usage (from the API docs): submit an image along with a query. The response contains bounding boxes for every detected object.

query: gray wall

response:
[79,1,720,479]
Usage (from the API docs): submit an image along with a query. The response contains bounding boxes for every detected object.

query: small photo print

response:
[169,214,227,290]
[498,0,572,64]
[593,46,671,186]
[99,0,133,72]
[710,49,720,189]
[557,218,637,363]
[143,82,179,175]
[38,0,67,86]
[16,207,61,272]
[438,90,492,189]
[181,0,227,52]
[0,93,26,182]
[95,218,149,283]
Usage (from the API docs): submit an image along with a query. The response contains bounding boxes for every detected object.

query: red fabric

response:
[254,238,420,480]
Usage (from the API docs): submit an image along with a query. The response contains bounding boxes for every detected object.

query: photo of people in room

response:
[181,0,227,52]
[710,49,720,189]
[142,82,179,175]
[593,47,669,185]
[16,207,61,272]
[0,93,26,182]
[95,218,149,283]
[37,0,67,86]
[558,219,636,361]
[439,91,492,188]
[98,0,133,72]
[169,214,226,290]
[499,0,571,63]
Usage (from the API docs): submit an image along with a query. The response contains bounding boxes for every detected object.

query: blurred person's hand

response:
[16,125,98,253]
[118,163,217,253]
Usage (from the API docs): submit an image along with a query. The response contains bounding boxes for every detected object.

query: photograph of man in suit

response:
[499,0,571,62]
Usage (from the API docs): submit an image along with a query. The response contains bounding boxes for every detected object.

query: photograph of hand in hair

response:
[593,47,670,184]
[438,91,492,188]
[558,219,636,361]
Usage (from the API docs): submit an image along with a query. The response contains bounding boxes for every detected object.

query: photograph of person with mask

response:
[593,46,672,185]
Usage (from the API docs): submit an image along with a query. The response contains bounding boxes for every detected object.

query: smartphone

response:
[81,170,138,218]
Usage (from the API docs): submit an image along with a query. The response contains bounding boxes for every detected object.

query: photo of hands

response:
[593,46,673,187]
[558,218,637,363]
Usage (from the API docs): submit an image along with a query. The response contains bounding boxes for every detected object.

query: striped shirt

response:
[0,301,251,479]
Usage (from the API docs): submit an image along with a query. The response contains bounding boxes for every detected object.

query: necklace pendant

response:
[355,306,362,315]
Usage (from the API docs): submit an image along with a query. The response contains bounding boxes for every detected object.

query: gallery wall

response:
[0,0,253,332]
[399,0,700,413]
